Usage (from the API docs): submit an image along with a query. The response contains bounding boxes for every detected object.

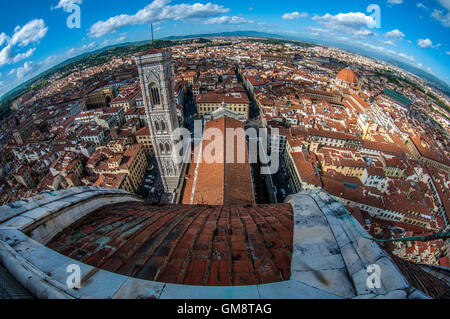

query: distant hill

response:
[0,31,312,102]
[330,42,450,96]
[161,30,284,41]
[383,58,450,96]
[1,30,449,104]
[0,40,171,102]
[168,31,449,95]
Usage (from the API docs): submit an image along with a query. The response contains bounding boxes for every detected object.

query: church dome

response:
[337,68,357,84]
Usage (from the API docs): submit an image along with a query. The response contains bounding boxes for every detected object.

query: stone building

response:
[135,49,187,201]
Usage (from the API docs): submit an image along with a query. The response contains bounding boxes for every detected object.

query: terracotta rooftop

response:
[135,127,150,136]
[140,48,167,56]
[47,201,294,287]
[337,68,357,84]
[196,92,250,105]
[182,116,255,206]
[390,254,450,298]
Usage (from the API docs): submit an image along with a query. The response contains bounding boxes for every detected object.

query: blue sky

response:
[0,0,449,97]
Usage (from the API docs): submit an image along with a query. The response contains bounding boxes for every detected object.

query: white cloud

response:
[337,36,349,42]
[387,0,403,4]
[437,0,450,11]
[10,19,48,47]
[446,51,450,55]
[66,42,97,57]
[16,61,36,80]
[282,12,308,20]
[0,46,13,66]
[353,30,373,38]
[100,36,128,47]
[357,41,415,62]
[0,33,9,46]
[51,0,82,11]
[430,0,450,26]
[397,52,415,61]
[359,42,385,52]
[431,9,450,26]
[417,38,433,48]
[312,12,375,35]
[281,30,299,35]
[0,19,48,67]
[4,54,63,94]
[309,27,328,33]
[12,48,36,64]
[417,2,427,9]
[89,0,229,38]
[382,40,394,45]
[385,29,405,39]
[205,16,253,25]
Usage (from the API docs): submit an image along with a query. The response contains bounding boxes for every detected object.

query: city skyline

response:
[0,31,449,300]
[0,0,449,98]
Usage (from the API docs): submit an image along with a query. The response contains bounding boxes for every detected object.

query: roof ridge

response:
[222,116,227,204]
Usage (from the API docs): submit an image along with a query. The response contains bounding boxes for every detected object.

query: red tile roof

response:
[389,254,449,298]
[183,116,255,206]
[337,69,357,84]
[196,92,250,105]
[47,202,294,286]
[135,127,150,136]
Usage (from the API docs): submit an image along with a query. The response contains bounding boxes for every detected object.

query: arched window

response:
[161,120,166,132]
[165,143,171,153]
[154,121,160,132]
[159,143,165,154]
[149,83,161,106]
[179,137,184,157]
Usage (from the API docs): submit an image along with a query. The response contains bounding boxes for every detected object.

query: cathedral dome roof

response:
[337,68,357,84]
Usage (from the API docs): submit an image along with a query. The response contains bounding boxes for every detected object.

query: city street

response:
[182,89,197,134]
[271,161,292,203]
[141,156,167,203]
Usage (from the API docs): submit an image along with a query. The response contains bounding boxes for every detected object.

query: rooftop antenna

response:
[151,23,154,48]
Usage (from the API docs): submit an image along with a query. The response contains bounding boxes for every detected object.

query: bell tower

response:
[135,48,184,201]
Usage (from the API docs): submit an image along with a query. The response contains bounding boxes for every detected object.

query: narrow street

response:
[182,89,197,134]
[251,162,271,204]
[271,161,292,203]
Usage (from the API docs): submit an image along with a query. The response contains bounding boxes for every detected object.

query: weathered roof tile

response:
[47,201,294,286]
